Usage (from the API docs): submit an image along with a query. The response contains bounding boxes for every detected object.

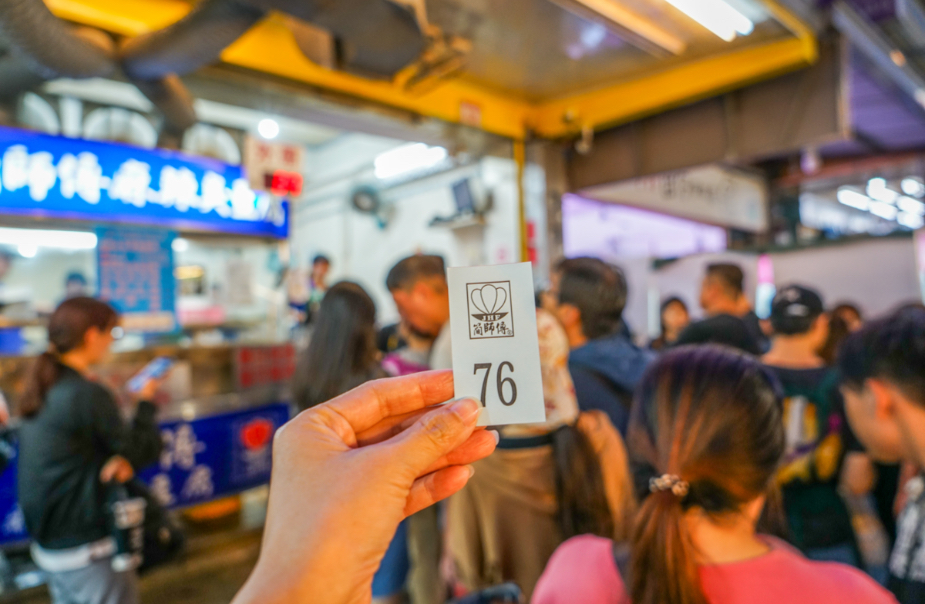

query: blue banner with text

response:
[0,126,288,238]
[0,402,291,545]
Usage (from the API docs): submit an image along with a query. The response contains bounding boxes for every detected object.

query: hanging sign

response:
[0,126,288,238]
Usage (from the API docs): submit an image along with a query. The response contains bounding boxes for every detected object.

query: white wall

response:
[292,157,521,324]
[648,238,919,333]
[769,237,918,317]
[653,252,759,322]
[2,248,96,312]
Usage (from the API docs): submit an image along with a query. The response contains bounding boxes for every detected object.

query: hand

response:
[232,370,497,604]
[100,455,134,484]
[135,377,163,403]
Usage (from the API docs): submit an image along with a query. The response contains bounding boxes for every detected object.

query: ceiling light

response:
[867,177,898,204]
[172,238,190,253]
[898,196,925,215]
[898,212,925,229]
[552,0,687,55]
[837,188,871,211]
[666,0,754,42]
[0,227,97,250]
[257,118,279,140]
[17,244,37,258]
[374,143,448,180]
[869,200,898,220]
[901,177,925,197]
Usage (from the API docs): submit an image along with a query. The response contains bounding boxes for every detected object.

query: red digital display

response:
[263,170,303,196]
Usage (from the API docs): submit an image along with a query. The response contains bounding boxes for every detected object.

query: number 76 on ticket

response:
[447,262,546,427]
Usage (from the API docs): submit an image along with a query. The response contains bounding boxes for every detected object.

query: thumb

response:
[390,398,482,478]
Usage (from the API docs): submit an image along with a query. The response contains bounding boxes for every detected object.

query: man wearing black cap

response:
[763,284,869,565]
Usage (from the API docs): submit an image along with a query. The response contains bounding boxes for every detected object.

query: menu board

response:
[97,227,177,332]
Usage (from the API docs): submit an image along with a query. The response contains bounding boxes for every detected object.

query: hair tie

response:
[649,474,689,498]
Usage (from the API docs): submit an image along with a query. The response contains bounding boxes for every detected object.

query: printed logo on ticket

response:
[466,281,514,339]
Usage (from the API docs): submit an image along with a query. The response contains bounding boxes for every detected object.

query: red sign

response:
[264,171,303,196]
[243,136,304,193]
[240,418,274,451]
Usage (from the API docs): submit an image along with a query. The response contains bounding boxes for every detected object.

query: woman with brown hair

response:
[18,297,163,604]
[532,346,896,604]
[445,309,636,601]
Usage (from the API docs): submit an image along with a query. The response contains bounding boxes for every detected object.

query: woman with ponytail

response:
[445,310,636,601]
[18,297,163,604]
[533,346,896,604]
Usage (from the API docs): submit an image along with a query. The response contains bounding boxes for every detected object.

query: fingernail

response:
[489,430,500,444]
[466,465,475,479]
[451,398,481,423]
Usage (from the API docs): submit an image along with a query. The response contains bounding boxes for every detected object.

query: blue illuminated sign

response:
[0,126,288,238]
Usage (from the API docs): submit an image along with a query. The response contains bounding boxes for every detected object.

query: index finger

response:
[322,370,453,434]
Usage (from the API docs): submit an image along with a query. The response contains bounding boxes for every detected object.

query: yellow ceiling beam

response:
[46,0,191,36]
[219,14,532,140]
[529,34,817,138]
[45,0,817,143]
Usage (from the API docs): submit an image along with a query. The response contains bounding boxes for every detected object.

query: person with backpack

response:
[18,297,163,604]
[761,285,871,565]
[532,346,896,604]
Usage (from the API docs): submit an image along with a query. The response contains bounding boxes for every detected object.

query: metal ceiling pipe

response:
[0,56,43,102]
[134,74,198,135]
[0,0,115,79]
[119,0,267,82]
[897,0,925,48]
[832,0,925,108]
[249,0,426,78]
[120,0,267,135]
[121,0,425,83]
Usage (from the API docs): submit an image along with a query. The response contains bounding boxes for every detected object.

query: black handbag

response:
[123,478,186,574]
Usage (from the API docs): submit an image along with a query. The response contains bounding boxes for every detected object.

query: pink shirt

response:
[532,534,898,604]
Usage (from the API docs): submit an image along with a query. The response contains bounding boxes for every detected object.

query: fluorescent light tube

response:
[374,143,448,180]
[837,188,871,211]
[666,0,754,42]
[0,227,97,250]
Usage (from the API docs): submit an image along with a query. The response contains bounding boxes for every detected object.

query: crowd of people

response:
[14,252,925,604]
[278,254,925,604]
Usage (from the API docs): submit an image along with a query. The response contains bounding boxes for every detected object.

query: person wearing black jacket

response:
[674,263,763,355]
[548,258,653,435]
[18,297,162,604]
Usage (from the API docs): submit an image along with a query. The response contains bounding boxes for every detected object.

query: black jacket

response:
[18,365,162,550]
[673,313,761,355]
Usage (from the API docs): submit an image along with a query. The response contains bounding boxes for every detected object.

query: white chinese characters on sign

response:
[160,424,205,471]
[150,473,176,507]
[0,145,280,225]
[182,466,215,500]
[155,423,216,504]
